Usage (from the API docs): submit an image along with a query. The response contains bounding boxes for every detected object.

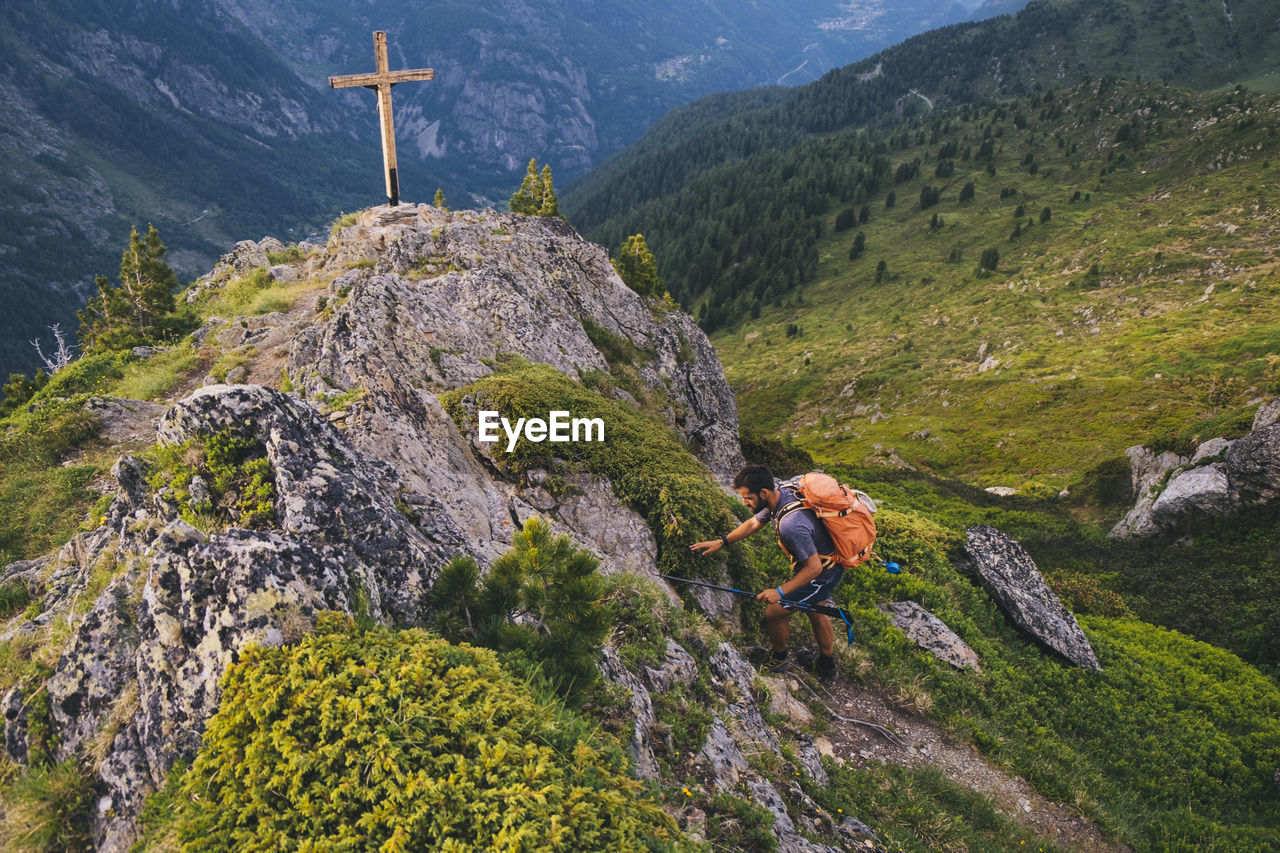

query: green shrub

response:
[265,245,304,264]
[428,517,609,699]
[145,429,276,531]
[148,618,682,851]
[701,793,778,852]
[1045,569,1132,617]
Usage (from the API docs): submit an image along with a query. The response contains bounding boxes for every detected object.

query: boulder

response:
[957,526,1101,670]
[1109,445,1189,539]
[1225,423,1280,503]
[1150,463,1235,527]
[1253,398,1280,430]
[881,601,981,672]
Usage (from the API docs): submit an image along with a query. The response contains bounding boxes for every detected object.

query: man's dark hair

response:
[733,464,775,494]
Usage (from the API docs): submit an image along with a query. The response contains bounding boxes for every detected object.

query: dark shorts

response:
[779,567,843,610]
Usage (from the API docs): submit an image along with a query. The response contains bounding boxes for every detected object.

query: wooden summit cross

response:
[329,31,434,206]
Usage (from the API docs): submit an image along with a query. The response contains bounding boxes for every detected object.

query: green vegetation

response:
[611,233,665,298]
[76,225,195,353]
[429,517,609,699]
[141,617,682,851]
[144,429,276,531]
[0,758,94,852]
[809,763,1064,853]
[0,356,116,564]
[508,158,561,217]
[575,78,1279,492]
[440,357,764,588]
[814,477,1280,848]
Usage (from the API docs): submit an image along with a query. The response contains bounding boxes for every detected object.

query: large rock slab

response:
[957,526,1101,671]
[881,601,981,672]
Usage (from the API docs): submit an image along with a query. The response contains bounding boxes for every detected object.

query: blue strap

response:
[837,608,855,645]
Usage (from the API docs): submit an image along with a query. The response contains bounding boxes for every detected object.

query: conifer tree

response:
[537,164,560,217]
[509,158,541,215]
[77,225,179,351]
[433,188,449,210]
[429,517,608,699]
[611,234,664,298]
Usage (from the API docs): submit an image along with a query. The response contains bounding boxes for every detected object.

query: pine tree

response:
[509,159,541,215]
[433,188,449,210]
[77,225,179,351]
[428,518,608,699]
[537,164,560,217]
[611,234,664,298]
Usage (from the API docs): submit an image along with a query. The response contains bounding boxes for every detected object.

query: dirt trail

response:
[809,675,1128,853]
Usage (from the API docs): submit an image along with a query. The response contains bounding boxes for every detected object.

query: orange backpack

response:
[785,472,878,568]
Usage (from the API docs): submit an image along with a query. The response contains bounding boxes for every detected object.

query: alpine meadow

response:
[2,0,1280,851]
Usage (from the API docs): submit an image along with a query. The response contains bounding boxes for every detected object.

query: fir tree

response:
[612,234,664,298]
[77,225,179,351]
[433,188,449,210]
[429,517,608,699]
[538,164,560,217]
[509,159,562,218]
[509,159,541,215]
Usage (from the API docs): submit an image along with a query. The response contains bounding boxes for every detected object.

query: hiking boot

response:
[815,653,837,681]
[793,648,817,669]
[761,649,790,674]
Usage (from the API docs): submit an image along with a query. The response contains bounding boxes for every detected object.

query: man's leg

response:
[765,602,792,653]
[808,612,835,656]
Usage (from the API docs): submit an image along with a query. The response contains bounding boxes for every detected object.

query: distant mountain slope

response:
[0,0,975,377]
[564,0,1280,231]
[567,73,1280,488]
[0,0,431,377]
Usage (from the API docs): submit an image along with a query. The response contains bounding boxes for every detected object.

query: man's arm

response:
[757,553,822,603]
[690,515,766,555]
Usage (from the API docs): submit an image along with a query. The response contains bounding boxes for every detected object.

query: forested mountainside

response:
[567,77,1278,487]
[564,0,1280,231]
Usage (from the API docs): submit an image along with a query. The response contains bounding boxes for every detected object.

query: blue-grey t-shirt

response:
[755,485,837,572]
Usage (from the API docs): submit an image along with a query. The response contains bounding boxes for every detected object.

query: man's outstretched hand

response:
[689,539,723,555]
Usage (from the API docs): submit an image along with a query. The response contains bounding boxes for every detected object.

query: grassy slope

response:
[3,216,1278,850]
[711,82,1278,490]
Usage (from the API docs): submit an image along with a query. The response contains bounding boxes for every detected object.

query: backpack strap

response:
[774,500,837,571]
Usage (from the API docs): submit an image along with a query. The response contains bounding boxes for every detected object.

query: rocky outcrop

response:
[293,205,742,497]
[1225,424,1280,503]
[1109,446,1192,538]
[881,601,981,672]
[3,384,468,851]
[0,207,758,850]
[1110,400,1280,539]
[957,526,1101,671]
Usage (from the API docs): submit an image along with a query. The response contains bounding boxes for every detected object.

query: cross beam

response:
[329,31,434,206]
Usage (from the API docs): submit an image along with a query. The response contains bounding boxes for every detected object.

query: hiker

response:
[691,464,842,679]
